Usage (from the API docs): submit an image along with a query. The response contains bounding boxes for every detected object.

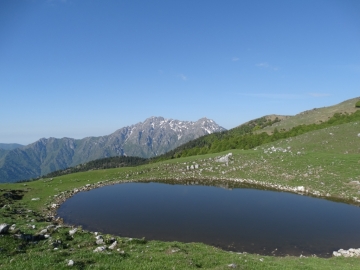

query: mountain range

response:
[0,117,225,183]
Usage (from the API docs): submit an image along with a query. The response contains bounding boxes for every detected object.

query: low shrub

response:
[356,100,360,108]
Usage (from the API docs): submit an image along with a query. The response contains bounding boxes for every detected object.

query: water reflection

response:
[57,180,360,257]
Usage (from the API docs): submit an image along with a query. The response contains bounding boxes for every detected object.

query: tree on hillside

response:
[356,100,360,108]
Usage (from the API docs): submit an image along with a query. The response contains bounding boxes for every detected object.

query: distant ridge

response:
[0,143,23,150]
[0,117,225,183]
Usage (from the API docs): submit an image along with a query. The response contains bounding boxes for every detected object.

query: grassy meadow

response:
[1,116,360,269]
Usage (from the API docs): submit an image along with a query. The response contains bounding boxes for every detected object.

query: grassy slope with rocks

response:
[1,117,360,268]
[154,108,360,160]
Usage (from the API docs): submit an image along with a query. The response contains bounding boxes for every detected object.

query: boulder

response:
[0,224,10,234]
[96,239,104,245]
[108,241,117,250]
[69,228,78,236]
[93,246,106,252]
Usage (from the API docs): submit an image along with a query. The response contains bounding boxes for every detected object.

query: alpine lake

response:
[56,179,360,258]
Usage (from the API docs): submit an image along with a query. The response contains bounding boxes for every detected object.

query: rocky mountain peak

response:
[0,116,225,182]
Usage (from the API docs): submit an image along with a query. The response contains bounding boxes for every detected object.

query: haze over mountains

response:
[0,143,24,150]
[0,117,225,183]
[2,97,359,184]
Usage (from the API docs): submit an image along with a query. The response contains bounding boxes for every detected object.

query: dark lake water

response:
[57,180,360,257]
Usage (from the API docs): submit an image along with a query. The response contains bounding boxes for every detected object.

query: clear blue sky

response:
[1,0,359,144]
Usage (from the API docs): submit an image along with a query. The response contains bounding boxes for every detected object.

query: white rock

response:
[96,239,104,245]
[69,228,78,236]
[93,246,106,252]
[227,263,237,268]
[39,229,48,235]
[340,250,350,257]
[296,186,305,192]
[108,241,117,250]
[51,204,59,209]
[67,260,74,266]
[333,251,341,257]
[31,198,40,201]
[0,224,10,234]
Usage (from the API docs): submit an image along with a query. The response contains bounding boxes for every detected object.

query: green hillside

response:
[260,97,360,133]
[154,109,360,161]
[1,99,360,269]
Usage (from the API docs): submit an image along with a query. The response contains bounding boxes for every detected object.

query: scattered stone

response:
[67,259,74,266]
[349,181,360,185]
[69,228,77,236]
[0,224,10,234]
[333,251,341,257]
[108,241,117,250]
[93,246,106,253]
[95,235,103,240]
[96,239,104,245]
[227,263,237,268]
[216,153,233,164]
[333,248,360,257]
[109,237,116,243]
[9,224,16,232]
[39,229,48,235]
[31,198,40,201]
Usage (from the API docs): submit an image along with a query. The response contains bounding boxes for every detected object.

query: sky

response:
[1,0,359,145]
